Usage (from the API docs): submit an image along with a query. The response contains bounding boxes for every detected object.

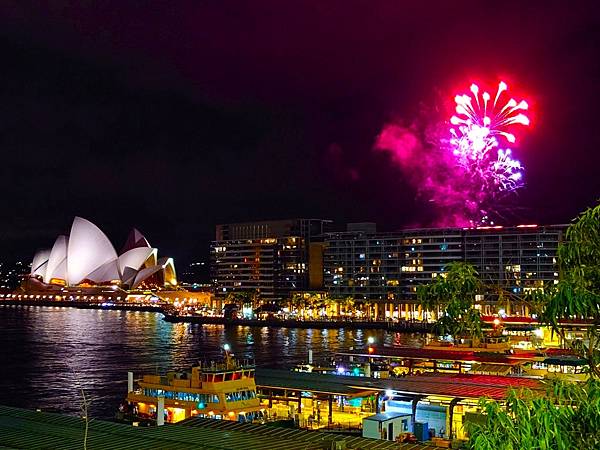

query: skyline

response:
[1,2,599,264]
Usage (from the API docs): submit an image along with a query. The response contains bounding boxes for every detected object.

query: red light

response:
[368,347,374,354]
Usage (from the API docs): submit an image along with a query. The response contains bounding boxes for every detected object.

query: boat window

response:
[225,390,257,402]
[213,374,224,382]
[225,372,233,381]
[142,389,218,404]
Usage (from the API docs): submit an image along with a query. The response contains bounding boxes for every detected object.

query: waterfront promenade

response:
[162,311,433,332]
[0,298,433,332]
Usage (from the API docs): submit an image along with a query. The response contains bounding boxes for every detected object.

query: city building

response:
[323,224,566,318]
[179,261,210,286]
[0,261,28,290]
[211,219,332,300]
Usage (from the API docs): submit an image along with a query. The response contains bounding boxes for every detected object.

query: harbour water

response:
[0,305,424,420]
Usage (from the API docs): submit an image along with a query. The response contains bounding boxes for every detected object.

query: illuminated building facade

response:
[0,261,27,290]
[323,224,565,316]
[211,219,332,300]
[462,226,564,296]
[25,217,177,291]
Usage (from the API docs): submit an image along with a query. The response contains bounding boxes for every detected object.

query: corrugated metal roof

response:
[255,369,545,400]
[336,347,523,365]
[180,416,427,449]
[256,369,377,396]
[470,363,513,375]
[0,405,427,450]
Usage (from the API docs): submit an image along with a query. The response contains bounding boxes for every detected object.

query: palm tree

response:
[341,296,355,316]
[417,261,483,342]
[325,295,354,317]
[290,292,307,318]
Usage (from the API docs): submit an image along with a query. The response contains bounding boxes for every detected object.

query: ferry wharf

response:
[254,368,545,441]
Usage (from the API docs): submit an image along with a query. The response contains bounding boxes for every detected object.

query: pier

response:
[253,368,545,441]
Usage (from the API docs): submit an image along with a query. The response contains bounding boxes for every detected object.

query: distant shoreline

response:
[0,300,434,332]
[0,299,162,313]
[162,311,434,331]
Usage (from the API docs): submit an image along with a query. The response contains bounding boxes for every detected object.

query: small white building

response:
[362,411,412,441]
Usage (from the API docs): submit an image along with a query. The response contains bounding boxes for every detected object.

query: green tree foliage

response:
[466,379,600,450]
[468,205,600,449]
[225,290,260,307]
[531,203,600,377]
[290,292,324,315]
[417,261,483,340]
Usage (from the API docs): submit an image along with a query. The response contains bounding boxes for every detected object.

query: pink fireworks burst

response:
[449,81,529,196]
[373,81,531,227]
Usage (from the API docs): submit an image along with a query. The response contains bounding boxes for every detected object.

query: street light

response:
[367,336,375,355]
[223,343,232,367]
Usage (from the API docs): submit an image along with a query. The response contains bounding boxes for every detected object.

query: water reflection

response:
[0,306,425,419]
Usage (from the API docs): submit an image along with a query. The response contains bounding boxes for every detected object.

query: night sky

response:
[1,1,599,264]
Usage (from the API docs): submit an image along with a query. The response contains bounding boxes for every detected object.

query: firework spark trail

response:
[449,81,529,201]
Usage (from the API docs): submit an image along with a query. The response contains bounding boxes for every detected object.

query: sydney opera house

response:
[24,217,177,293]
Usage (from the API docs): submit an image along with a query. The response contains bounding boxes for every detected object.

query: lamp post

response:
[367,336,376,353]
[224,343,232,368]
[366,336,376,377]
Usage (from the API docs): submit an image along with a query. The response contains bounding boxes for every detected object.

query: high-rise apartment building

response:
[211,219,332,300]
[323,224,565,316]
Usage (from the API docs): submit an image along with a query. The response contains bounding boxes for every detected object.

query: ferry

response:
[333,346,589,381]
[424,335,512,352]
[522,355,589,381]
[120,353,264,424]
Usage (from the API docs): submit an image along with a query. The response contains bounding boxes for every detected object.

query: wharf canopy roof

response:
[254,369,544,401]
[29,217,177,289]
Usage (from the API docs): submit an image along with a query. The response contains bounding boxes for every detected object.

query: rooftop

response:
[255,368,377,397]
[364,411,412,422]
[336,347,525,365]
[255,368,545,401]
[179,416,427,450]
[0,405,426,450]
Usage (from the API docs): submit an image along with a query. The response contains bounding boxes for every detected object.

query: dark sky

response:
[1,1,599,264]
